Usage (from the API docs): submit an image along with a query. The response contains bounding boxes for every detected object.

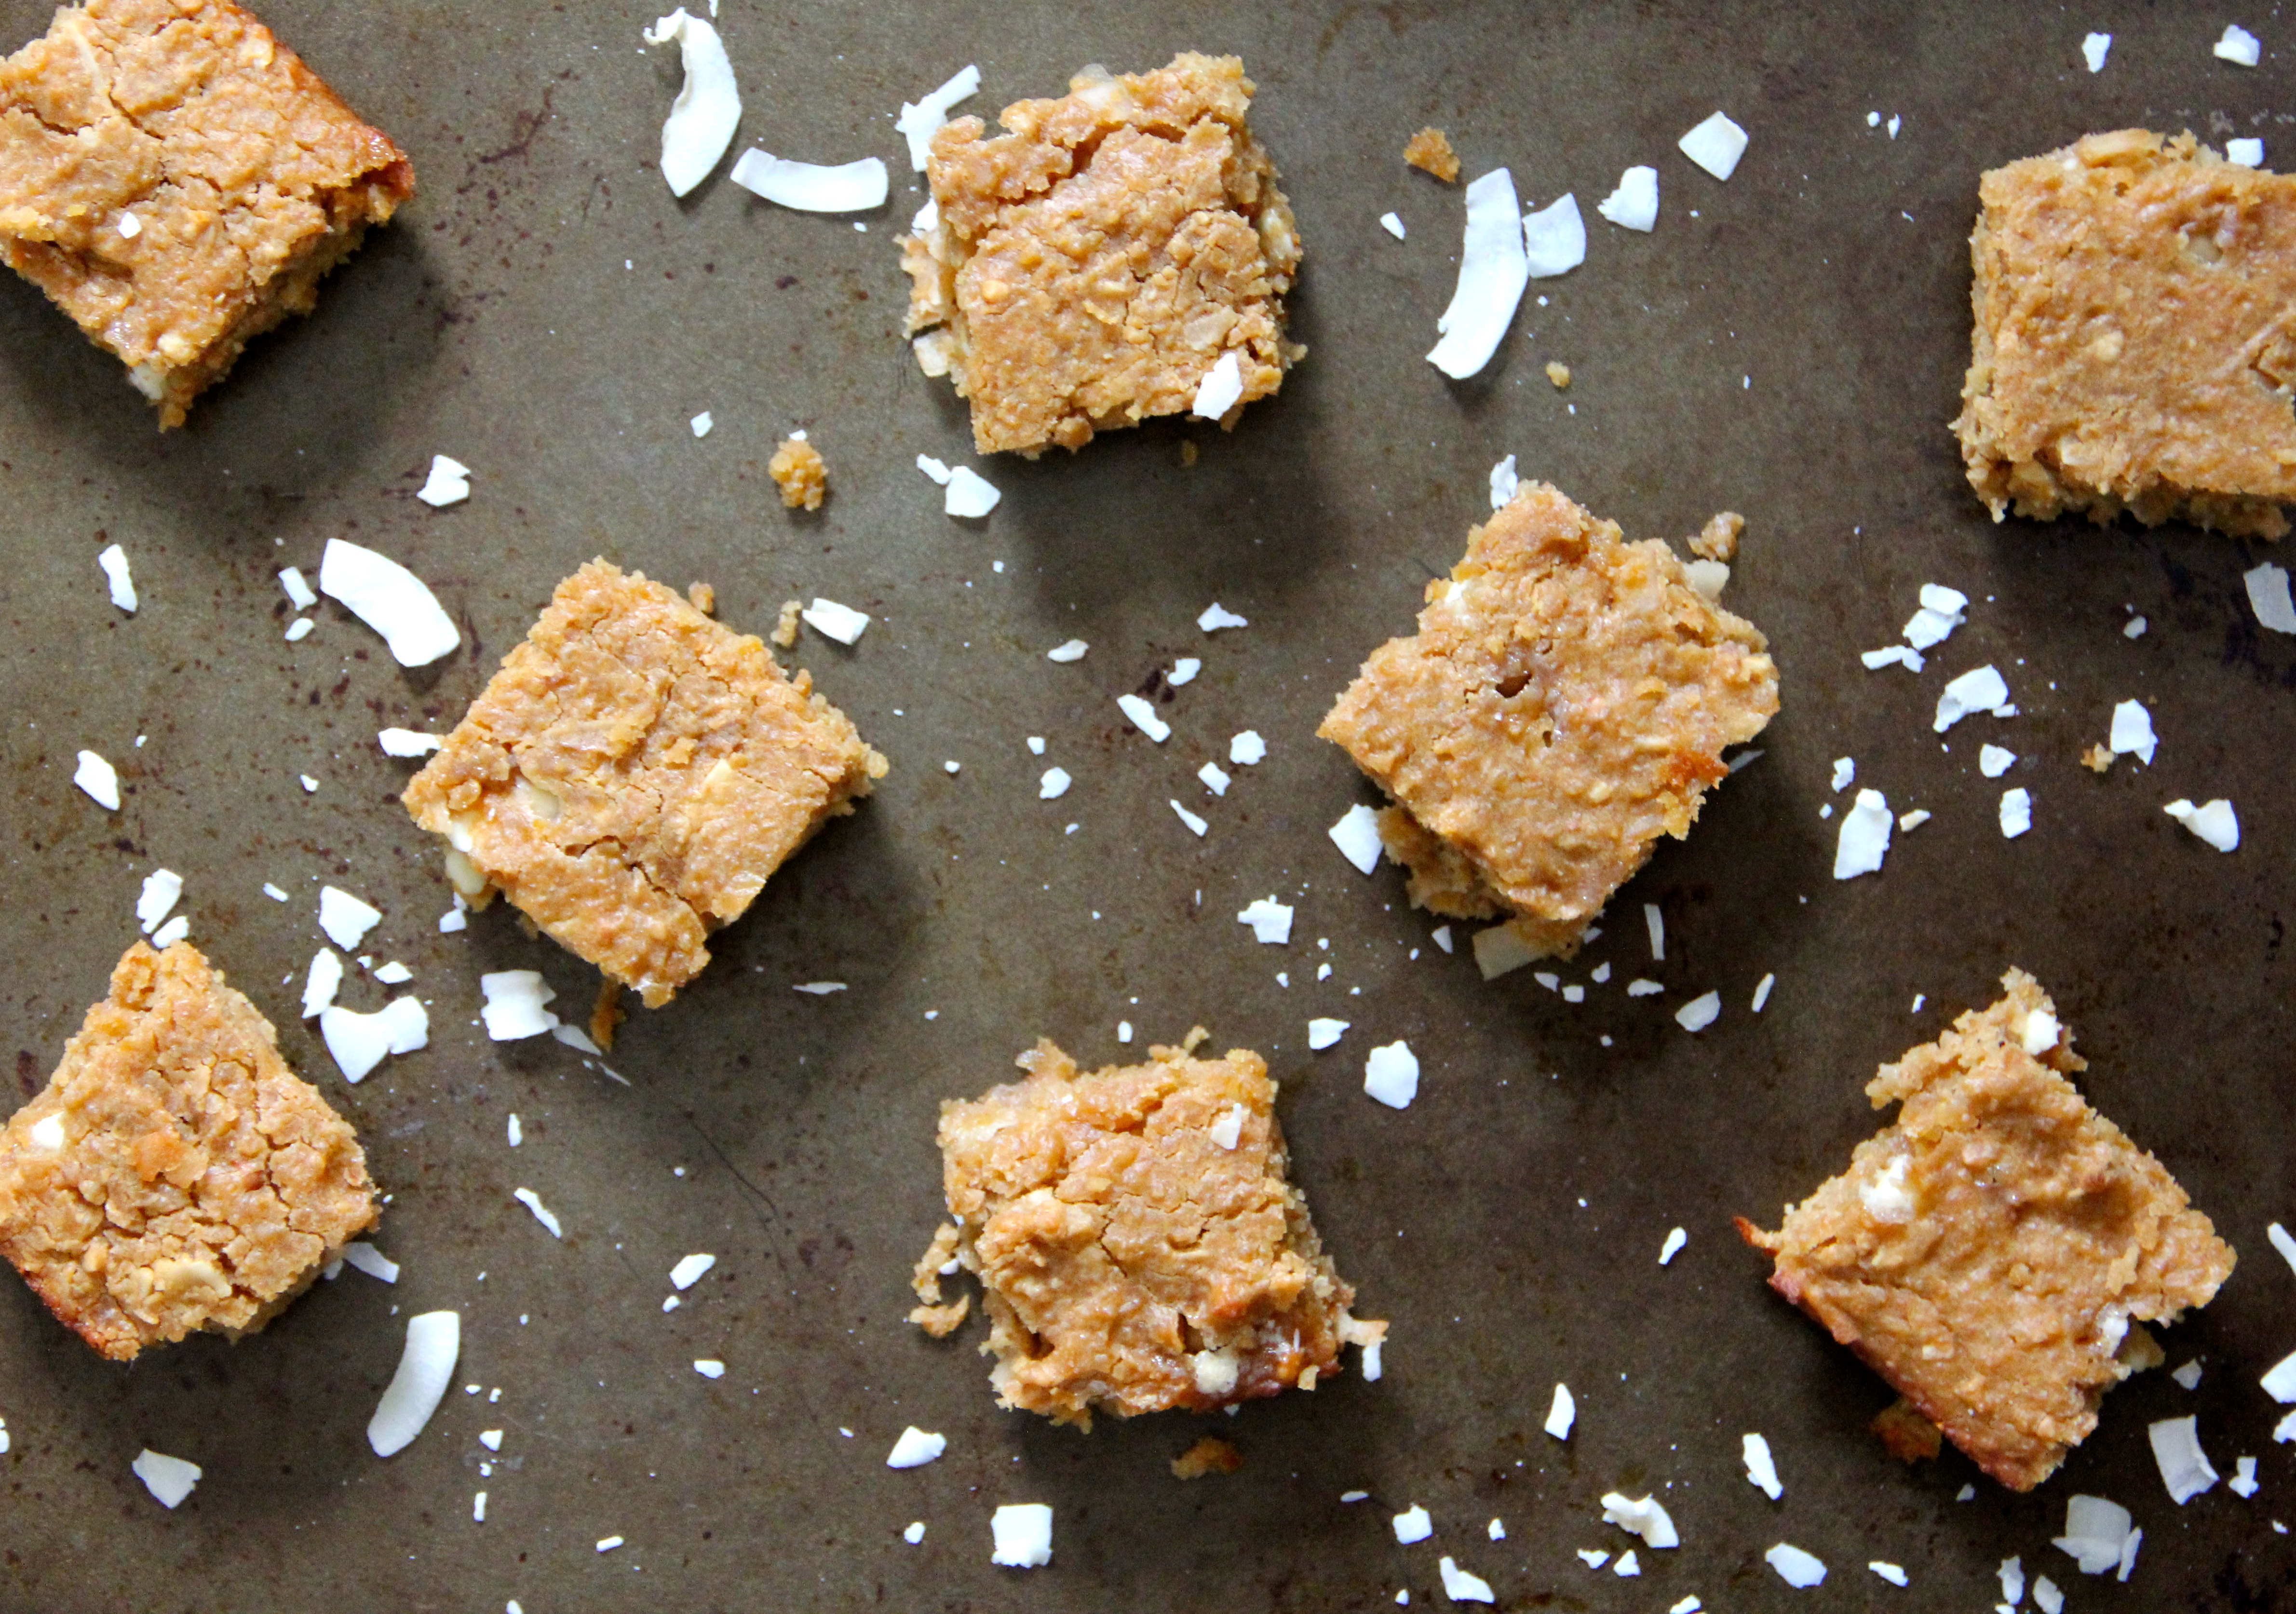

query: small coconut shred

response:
[769,436,827,509]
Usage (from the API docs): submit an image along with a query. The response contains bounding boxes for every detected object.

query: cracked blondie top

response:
[922,1032,1378,1427]
[1956,129,2296,538]
[1319,482,1778,961]
[403,562,886,1009]
[0,941,378,1361]
[1739,970,2235,1492]
[899,52,1300,457]
[0,0,414,427]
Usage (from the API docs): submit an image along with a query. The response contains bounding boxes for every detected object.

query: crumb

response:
[1171,1434,1244,1478]
[402,562,886,1008]
[686,581,715,615]
[1956,130,2296,537]
[768,436,827,510]
[1405,127,1460,183]
[900,54,1300,456]
[1739,970,2234,1490]
[772,598,802,648]
[0,942,378,1359]
[0,0,415,427]
[1870,1397,1942,1463]
[1545,360,1572,390]
[1180,439,1199,467]
[1689,511,1744,562]
[590,980,624,1052]
[2082,743,2113,773]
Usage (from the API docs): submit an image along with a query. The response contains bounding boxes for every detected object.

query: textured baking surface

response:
[927,1035,1371,1426]
[0,940,376,1360]
[0,0,412,426]
[1740,970,2234,1491]
[900,52,1298,456]
[402,560,883,1006]
[1956,128,2296,537]
[1321,482,1778,959]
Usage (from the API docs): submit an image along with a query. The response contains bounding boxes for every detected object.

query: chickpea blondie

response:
[0,941,378,1361]
[402,561,886,1008]
[1318,482,1779,961]
[1738,971,2235,1492]
[898,52,1301,457]
[1956,129,2296,538]
[919,1031,1380,1428]
[0,0,414,427]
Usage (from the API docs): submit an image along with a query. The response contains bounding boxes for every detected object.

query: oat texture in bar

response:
[0,941,378,1361]
[402,561,887,1008]
[0,0,414,427]
[1318,482,1779,960]
[1956,129,2296,538]
[1738,970,2234,1491]
[920,1031,1380,1427]
[899,52,1301,456]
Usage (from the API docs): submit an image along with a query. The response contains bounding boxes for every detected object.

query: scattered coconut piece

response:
[318,886,382,950]
[693,1359,725,1378]
[379,728,446,757]
[2216,23,2262,67]
[2245,563,2296,633]
[368,1310,459,1456]
[513,1187,562,1238]
[689,410,713,438]
[1427,168,1530,379]
[343,1242,399,1283]
[670,1253,716,1290]
[2083,32,2112,71]
[1191,352,1244,420]
[136,868,182,933]
[132,1449,201,1508]
[1379,211,1405,239]
[643,9,741,196]
[415,454,470,508]
[2172,1359,2204,1390]
[1675,991,1720,1032]
[1545,1383,1575,1439]
[1657,1227,1687,1265]
[1903,584,1967,649]
[2149,1415,2222,1503]
[1199,602,1249,632]
[1439,1558,1494,1603]
[97,543,137,612]
[801,598,869,645]
[1309,1017,1349,1050]
[74,749,119,810]
[1870,1560,1909,1585]
[149,914,188,949]
[1862,645,1924,672]
[1197,761,1229,795]
[1117,694,1171,742]
[896,64,980,170]
[1488,453,1520,510]
[1933,665,2011,732]
[2164,798,2240,852]
[1743,1433,1783,1499]
[2109,699,2158,763]
[1596,165,1659,231]
[1169,657,1202,687]
[1833,788,1892,879]
[2053,1493,2137,1574]
[2229,137,2266,167]
[916,454,951,485]
[1765,1544,1826,1588]
[1329,804,1384,875]
[990,1502,1053,1568]
[1600,1493,1677,1549]
[944,465,1001,518]
[730,149,887,211]
[1363,1040,1420,1109]
[1169,799,1208,837]
[2232,1456,2261,1497]
[1229,730,1266,764]
[1392,1504,1433,1544]
[597,1536,625,1553]
[1999,787,2032,839]
[1522,192,1586,277]
[2274,1221,2296,1275]
[481,971,559,1040]
[1039,767,1071,800]
[903,1521,926,1544]
[1577,1550,1610,1570]
[1677,111,1749,180]
[319,998,428,1084]
[1614,1550,1641,1577]
[319,539,459,667]
[1830,757,1855,792]
[1472,923,1537,981]
[302,948,344,1017]
[2263,1347,2296,1403]
[1980,744,2016,778]
[1237,897,1293,944]
[886,1426,946,1468]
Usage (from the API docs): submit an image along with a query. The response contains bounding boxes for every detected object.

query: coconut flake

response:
[1045,638,1088,663]
[1601,1492,1678,1549]
[1039,767,1072,800]
[1391,1504,1433,1544]
[1199,602,1250,632]
[1522,192,1586,277]
[2232,1457,2261,1497]
[133,1449,202,1508]
[2274,1221,2296,1275]
[1197,761,1229,795]
[137,868,182,933]
[1675,991,1720,1032]
[896,64,979,170]
[320,997,427,1083]
[1999,787,2032,839]
[1862,644,1924,671]
[1934,665,2010,731]
[481,971,559,1040]
[343,1242,400,1283]
[512,1187,563,1238]
[1169,800,1208,837]
[2245,562,2296,632]
[1329,804,1384,874]
[1439,1558,1495,1603]
[2083,31,2112,71]
[1576,1550,1609,1570]
[1596,165,1659,231]
[1363,1040,1420,1109]
[1309,1017,1349,1050]
[944,466,1000,518]
[1545,1383,1575,1438]
[2261,1347,2296,1402]
[1654,1227,1687,1265]
[2054,1494,2137,1574]
[302,948,344,1017]
[730,149,888,212]
[1191,351,1244,420]
[1677,111,1749,180]
[2109,699,2157,762]
[319,539,459,667]
[97,543,137,612]
[2150,1415,2221,1503]
[668,1253,716,1290]
[691,1358,725,1378]
[990,1502,1053,1567]
[1117,694,1171,742]
[1380,211,1405,239]
[1870,1560,1909,1586]
[27,1113,64,1150]
[2217,24,2262,66]
[319,886,382,950]
[1488,453,1520,510]
[916,454,952,485]
[378,728,446,757]
[2229,137,2266,167]
[1169,657,1202,687]
[887,1426,945,1468]
[2164,798,2240,852]
[1427,168,1530,379]
[1979,744,2016,778]
[1742,1433,1783,1499]
[1229,730,1267,764]
[643,10,741,196]
[2173,1359,2204,1390]
[1237,897,1293,944]
[369,1311,460,1456]
[75,749,120,810]
[1766,1544,1825,1587]
[415,455,470,507]
[801,598,870,644]
[1903,583,1967,649]
[1833,788,1892,879]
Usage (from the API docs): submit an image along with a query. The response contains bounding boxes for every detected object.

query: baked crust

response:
[402,561,886,1008]
[0,0,414,426]
[0,941,378,1360]
[1739,970,2235,1491]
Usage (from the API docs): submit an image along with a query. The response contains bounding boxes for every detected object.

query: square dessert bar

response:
[920,1031,1380,1427]
[0,0,414,427]
[0,941,378,1360]
[1957,129,2296,538]
[899,52,1301,457]
[402,561,887,1008]
[1739,970,2235,1491]
[1318,482,1779,961]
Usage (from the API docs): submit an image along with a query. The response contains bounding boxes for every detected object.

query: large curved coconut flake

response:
[730,150,888,212]
[1427,168,1529,379]
[368,1310,460,1457]
[643,9,742,197]
[318,540,459,667]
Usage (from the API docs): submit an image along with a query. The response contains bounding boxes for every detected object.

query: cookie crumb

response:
[1171,1435,1244,1478]
[1405,126,1461,182]
[2082,743,2113,773]
[1180,440,1200,467]
[769,436,827,510]
[1871,1397,1942,1463]
[686,581,715,615]
[590,980,625,1051]
[1545,360,1572,390]
[1689,511,1743,561]
[772,599,803,648]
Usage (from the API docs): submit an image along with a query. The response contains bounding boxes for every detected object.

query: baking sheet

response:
[2,1,2294,1608]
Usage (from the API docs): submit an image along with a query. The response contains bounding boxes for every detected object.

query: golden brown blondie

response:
[899,53,1301,457]
[0,0,414,427]
[1739,970,2235,1492]
[1956,129,2296,538]
[402,561,886,1008]
[919,1032,1379,1427]
[0,941,378,1361]
[1319,483,1778,961]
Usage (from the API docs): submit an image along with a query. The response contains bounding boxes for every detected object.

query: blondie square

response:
[0,941,378,1361]
[920,1031,1379,1427]
[1956,129,2296,538]
[403,562,886,1008]
[0,0,414,427]
[898,52,1300,457]
[1318,482,1779,961]
[1738,970,2235,1491]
